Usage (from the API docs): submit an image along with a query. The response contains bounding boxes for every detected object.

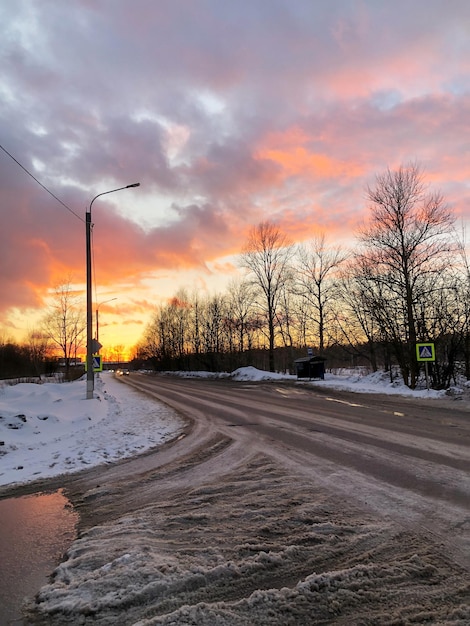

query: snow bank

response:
[230,366,293,382]
[0,373,184,487]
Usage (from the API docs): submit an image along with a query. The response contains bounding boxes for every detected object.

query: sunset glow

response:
[1,1,469,354]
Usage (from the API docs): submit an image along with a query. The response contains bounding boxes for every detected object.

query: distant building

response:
[57,357,82,366]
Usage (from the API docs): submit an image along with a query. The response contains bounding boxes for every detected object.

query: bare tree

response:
[42,280,86,379]
[447,227,470,381]
[199,294,227,358]
[296,233,346,354]
[356,163,455,388]
[140,290,193,370]
[139,308,164,366]
[335,263,382,371]
[26,330,51,377]
[225,278,257,355]
[240,221,294,372]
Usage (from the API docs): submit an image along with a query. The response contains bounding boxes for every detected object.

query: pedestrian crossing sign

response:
[416,343,435,362]
[84,354,103,372]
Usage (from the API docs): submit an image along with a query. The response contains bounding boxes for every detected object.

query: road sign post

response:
[416,343,435,390]
[84,354,103,373]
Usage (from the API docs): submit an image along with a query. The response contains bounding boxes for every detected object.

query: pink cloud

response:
[1,0,469,346]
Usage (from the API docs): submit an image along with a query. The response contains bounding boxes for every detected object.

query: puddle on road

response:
[0,489,78,625]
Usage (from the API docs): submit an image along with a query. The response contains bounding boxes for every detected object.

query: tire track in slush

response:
[124,374,470,568]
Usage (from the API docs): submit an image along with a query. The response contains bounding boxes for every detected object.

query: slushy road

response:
[125,374,470,567]
[19,373,470,624]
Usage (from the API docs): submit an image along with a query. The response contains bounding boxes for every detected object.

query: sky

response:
[1,0,469,354]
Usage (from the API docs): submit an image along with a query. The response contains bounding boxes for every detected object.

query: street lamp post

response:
[86,183,140,399]
[96,297,117,343]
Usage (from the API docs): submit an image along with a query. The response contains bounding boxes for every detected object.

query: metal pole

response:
[96,297,117,344]
[85,183,140,399]
[86,209,94,399]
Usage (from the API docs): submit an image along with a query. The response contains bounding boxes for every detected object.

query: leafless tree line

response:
[9,163,467,389]
[139,163,469,389]
[0,281,88,380]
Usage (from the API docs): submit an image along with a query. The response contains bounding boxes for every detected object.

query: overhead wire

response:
[0,142,84,222]
[1,141,118,342]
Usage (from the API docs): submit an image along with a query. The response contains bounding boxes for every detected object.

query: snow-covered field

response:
[0,367,448,489]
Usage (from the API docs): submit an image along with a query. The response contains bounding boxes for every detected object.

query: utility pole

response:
[96,298,117,343]
[86,183,140,399]
[86,207,93,399]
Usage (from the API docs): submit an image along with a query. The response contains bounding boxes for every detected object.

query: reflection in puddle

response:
[0,490,78,624]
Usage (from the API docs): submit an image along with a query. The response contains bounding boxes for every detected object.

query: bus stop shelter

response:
[294,356,326,380]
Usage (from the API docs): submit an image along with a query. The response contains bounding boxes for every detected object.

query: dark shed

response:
[294,356,326,380]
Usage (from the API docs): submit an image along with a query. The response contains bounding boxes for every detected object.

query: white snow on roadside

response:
[169,365,449,398]
[0,373,184,488]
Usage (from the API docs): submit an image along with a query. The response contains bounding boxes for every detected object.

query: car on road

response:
[116,369,130,376]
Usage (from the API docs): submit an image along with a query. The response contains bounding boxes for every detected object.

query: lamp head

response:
[126,183,140,188]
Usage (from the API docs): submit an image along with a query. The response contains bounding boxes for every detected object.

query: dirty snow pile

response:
[0,373,184,487]
[28,453,470,625]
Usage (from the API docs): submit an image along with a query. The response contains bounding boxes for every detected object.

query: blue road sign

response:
[416,343,435,362]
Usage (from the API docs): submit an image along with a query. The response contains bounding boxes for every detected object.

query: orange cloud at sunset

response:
[257,145,364,180]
